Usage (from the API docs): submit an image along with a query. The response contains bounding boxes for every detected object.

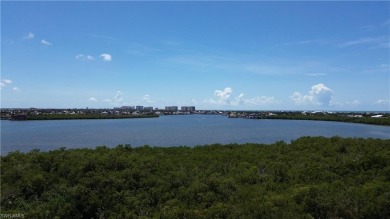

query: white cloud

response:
[100,53,112,62]
[88,97,98,102]
[214,87,233,105]
[23,32,34,39]
[234,93,245,106]
[291,83,334,107]
[143,94,152,103]
[204,87,276,107]
[76,54,94,60]
[291,92,312,105]
[1,79,20,93]
[0,79,12,89]
[41,39,52,46]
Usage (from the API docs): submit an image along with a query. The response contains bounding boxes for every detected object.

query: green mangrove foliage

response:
[1,137,390,218]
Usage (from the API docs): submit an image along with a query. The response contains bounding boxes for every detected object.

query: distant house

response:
[371,115,383,118]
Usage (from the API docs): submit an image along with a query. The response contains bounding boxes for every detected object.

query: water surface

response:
[1,115,389,154]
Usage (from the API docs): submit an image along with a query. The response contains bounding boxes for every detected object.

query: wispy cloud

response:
[125,43,162,57]
[242,95,276,106]
[361,19,390,31]
[23,32,34,39]
[143,94,153,103]
[114,91,123,103]
[339,36,388,48]
[345,100,360,106]
[282,39,330,46]
[363,64,390,74]
[306,73,328,77]
[285,33,389,50]
[381,19,390,28]
[101,91,125,106]
[163,40,182,47]
[12,87,21,93]
[376,99,390,105]
[76,54,94,60]
[165,52,342,77]
[41,39,52,46]
[100,53,112,62]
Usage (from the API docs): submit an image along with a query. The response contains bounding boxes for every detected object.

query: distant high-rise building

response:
[136,106,144,111]
[165,106,178,111]
[120,106,135,110]
[181,106,195,112]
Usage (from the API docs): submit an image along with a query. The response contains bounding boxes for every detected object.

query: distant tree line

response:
[260,113,390,126]
[1,137,390,218]
[11,113,159,120]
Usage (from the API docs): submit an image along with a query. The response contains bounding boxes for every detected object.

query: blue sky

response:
[1,1,389,111]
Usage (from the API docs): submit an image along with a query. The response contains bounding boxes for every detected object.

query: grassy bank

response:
[1,137,390,218]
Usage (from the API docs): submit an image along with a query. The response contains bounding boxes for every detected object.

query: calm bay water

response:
[1,115,389,154]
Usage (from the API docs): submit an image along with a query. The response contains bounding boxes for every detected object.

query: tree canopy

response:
[1,137,390,218]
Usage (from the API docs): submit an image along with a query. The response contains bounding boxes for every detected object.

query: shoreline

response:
[3,113,389,126]
[3,114,159,121]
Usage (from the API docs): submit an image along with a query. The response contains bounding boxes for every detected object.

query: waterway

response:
[1,115,389,154]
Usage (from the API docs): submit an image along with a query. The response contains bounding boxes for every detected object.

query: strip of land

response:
[18,113,159,120]
[1,108,389,126]
[255,113,389,126]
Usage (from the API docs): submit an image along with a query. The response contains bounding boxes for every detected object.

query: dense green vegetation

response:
[261,113,390,126]
[1,137,390,218]
[21,114,159,120]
